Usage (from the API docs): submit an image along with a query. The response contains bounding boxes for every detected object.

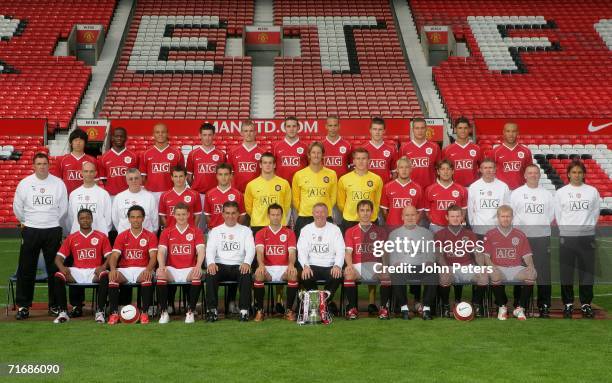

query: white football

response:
[453,302,474,321]
[120,305,140,324]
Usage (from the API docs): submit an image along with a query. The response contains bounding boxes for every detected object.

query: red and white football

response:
[453,302,474,321]
[120,305,140,324]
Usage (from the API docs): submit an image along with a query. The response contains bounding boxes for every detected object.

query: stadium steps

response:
[251,66,275,118]
[391,0,448,131]
[254,0,274,26]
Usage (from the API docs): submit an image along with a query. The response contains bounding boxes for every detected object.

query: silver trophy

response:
[297,290,332,325]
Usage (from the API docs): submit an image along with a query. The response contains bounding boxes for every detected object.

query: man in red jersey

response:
[343,200,390,320]
[107,205,157,325]
[274,116,307,184]
[52,209,111,323]
[204,163,246,229]
[424,159,468,232]
[363,117,397,184]
[227,120,266,193]
[157,203,206,324]
[52,129,97,194]
[98,127,139,201]
[492,122,532,190]
[322,115,352,178]
[483,205,536,321]
[159,165,202,229]
[322,115,352,224]
[435,205,487,318]
[442,117,482,187]
[252,204,298,322]
[399,118,441,190]
[186,122,226,216]
[380,156,424,227]
[139,123,184,203]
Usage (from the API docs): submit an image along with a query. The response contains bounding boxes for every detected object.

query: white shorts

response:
[118,267,147,284]
[266,265,288,282]
[68,267,96,284]
[167,266,192,283]
[497,266,526,282]
[354,262,378,282]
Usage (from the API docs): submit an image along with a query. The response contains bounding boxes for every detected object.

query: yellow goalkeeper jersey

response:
[244,175,292,227]
[292,166,337,217]
[337,171,383,222]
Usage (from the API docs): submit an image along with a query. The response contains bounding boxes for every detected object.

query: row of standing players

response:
[12,117,601,322]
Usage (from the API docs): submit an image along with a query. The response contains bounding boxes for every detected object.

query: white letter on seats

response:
[595,20,612,50]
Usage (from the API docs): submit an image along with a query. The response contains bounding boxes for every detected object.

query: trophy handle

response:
[323,290,331,300]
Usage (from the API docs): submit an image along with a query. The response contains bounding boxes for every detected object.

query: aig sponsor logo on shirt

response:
[171,244,192,255]
[33,194,54,206]
[110,166,127,177]
[77,248,97,260]
[569,200,590,211]
[310,243,330,254]
[454,159,473,170]
[307,187,327,197]
[369,159,386,169]
[392,198,412,208]
[324,156,342,166]
[436,200,455,210]
[524,202,544,214]
[281,156,300,166]
[479,199,500,209]
[222,241,241,251]
[238,162,257,172]
[198,163,217,173]
[351,191,371,200]
[503,161,521,172]
[67,170,83,180]
[260,195,279,205]
[411,157,429,168]
[152,163,170,173]
[266,245,286,256]
[78,203,98,213]
[495,248,516,259]
[126,249,144,260]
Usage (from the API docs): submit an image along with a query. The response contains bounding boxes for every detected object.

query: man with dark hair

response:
[337,148,383,234]
[52,129,97,194]
[274,116,307,184]
[205,201,256,322]
[424,159,468,232]
[363,117,397,184]
[52,209,111,323]
[400,118,441,190]
[244,152,291,235]
[442,117,482,187]
[139,123,185,204]
[187,122,226,229]
[227,120,266,192]
[98,127,139,201]
[13,153,68,319]
[107,205,158,325]
[204,163,246,230]
[159,165,202,229]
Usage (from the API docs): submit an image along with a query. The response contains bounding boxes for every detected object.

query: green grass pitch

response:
[2,238,612,382]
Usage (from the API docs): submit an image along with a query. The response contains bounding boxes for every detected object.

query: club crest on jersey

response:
[487,191,492,196]
[425,147,433,155]
[383,150,390,158]
[91,237,99,246]
[139,238,147,246]
[367,180,374,187]
[212,154,219,161]
[576,193,581,199]
[532,196,537,201]
[228,193,236,201]
[339,146,346,154]
[517,152,525,159]
[280,234,287,242]
[275,185,282,191]
[124,157,132,164]
[228,234,234,240]
[323,176,330,183]
[409,188,417,196]
[40,188,45,193]
[469,149,476,157]
[452,190,460,198]
[254,153,262,160]
[186,233,194,241]
[369,232,378,240]
[184,195,192,203]
[297,147,304,155]
[511,237,520,246]
[167,153,175,161]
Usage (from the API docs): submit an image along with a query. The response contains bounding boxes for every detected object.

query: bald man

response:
[66,161,112,235]
[387,205,438,320]
[492,122,532,190]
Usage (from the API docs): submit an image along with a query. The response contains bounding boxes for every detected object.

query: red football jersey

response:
[203,186,246,229]
[323,137,352,178]
[159,187,203,228]
[254,226,297,266]
[484,227,532,268]
[227,144,266,192]
[434,226,477,266]
[57,230,111,269]
[424,181,468,226]
[273,138,307,183]
[442,142,482,187]
[112,228,158,268]
[399,140,441,190]
[380,179,424,226]
[492,143,532,190]
[344,223,387,264]
[363,141,398,184]
[159,224,205,269]
[51,153,98,194]
[139,145,185,192]
[186,146,226,193]
[98,148,139,196]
